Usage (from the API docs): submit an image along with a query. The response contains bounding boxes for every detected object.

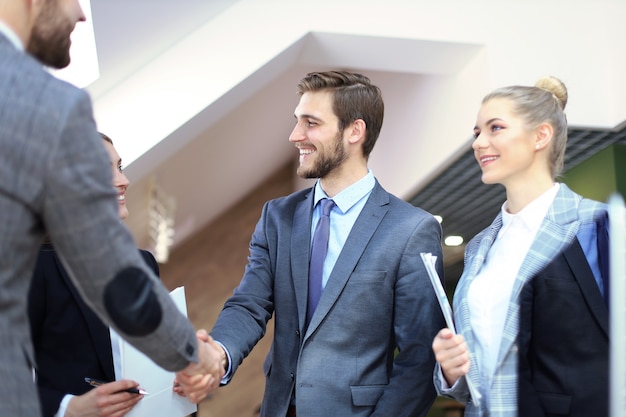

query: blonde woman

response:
[432,77,609,417]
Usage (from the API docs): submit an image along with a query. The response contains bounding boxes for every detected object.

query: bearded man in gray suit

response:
[210,71,445,417]
[0,1,223,415]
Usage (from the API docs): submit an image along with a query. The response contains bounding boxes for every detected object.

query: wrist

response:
[218,346,228,372]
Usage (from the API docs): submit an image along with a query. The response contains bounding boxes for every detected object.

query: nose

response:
[289,121,305,143]
[114,170,130,190]
[471,133,487,151]
[76,0,87,22]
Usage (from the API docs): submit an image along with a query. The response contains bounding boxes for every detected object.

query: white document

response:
[420,252,482,405]
[120,286,197,417]
[421,252,455,331]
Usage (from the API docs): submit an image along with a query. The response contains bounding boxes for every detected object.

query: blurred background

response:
[57,1,626,415]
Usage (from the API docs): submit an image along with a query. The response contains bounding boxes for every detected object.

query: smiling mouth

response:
[480,156,498,165]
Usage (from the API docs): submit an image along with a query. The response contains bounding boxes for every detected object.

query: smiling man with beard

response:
[0,1,224,415]
[209,70,445,417]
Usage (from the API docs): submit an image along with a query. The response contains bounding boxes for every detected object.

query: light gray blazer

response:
[0,34,198,416]
[435,184,607,417]
[211,181,445,417]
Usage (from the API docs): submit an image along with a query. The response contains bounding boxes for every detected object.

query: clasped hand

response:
[173,329,226,404]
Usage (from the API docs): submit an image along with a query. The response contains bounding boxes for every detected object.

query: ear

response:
[346,119,366,145]
[534,122,553,151]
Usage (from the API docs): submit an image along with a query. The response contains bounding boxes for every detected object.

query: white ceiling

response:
[79,0,626,256]
[87,0,240,100]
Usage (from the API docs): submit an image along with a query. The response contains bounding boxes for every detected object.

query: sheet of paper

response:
[120,286,197,417]
[421,252,455,332]
[420,252,482,405]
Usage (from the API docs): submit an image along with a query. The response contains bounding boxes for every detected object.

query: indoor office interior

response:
[60,1,626,416]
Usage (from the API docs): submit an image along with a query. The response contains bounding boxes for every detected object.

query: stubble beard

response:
[27,1,74,69]
[297,131,347,179]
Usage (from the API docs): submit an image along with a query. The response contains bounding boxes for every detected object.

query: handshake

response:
[173,329,228,404]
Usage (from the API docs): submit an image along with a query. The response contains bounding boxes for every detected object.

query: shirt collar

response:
[0,20,25,51]
[313,170,375,213]
[500,183,560,232]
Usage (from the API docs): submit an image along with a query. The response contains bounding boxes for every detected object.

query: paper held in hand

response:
[420,252,455,331]
[119,286,197,417]
[420,252,482,406]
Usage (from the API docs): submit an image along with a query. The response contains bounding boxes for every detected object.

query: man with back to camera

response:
[0,1,223,414]
[209,70,446,417]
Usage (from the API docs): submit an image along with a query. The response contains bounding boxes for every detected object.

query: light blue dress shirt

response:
[219,171,376,383]
[311,170,375,289]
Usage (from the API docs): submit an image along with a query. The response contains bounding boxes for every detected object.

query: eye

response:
[473,129,480,139]
[307,119,318,127]
[490,124,504,132]
[117,164,124,173]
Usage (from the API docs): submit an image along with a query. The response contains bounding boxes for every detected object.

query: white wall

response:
[91,0,626,247]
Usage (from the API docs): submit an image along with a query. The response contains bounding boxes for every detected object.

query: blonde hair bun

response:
[535,76,568,111]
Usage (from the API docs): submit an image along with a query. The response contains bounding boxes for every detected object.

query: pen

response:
[84,377,149,395]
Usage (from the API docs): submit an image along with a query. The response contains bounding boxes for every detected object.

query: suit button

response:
[290,373,295,381]
[295,330,300,337]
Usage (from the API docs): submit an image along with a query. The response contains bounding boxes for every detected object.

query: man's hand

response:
[66,380,143,417]
[174,329,226,403]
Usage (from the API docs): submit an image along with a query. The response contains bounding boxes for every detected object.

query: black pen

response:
[84,377,149,395]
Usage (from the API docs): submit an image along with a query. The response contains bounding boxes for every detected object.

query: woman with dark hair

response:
[29,133,158,417]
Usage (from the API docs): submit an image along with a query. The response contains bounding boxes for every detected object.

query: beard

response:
[27,0,74,69]
[297,131,348,179]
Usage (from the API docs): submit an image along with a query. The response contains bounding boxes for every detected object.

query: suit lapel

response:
[495,186,582,370]
[292,190,315,333]
[454,218,501,399]
[563,241,609,336]
[54,253,116,381]
[304,184,388,338]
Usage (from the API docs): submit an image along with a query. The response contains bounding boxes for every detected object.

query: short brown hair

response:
[296,71,384,159]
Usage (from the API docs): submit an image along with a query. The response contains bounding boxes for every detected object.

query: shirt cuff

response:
[55,393,75,417]
[213,340,233,385]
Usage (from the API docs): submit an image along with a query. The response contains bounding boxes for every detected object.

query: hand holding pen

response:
[66,379,145,417]
[85,377,149,395]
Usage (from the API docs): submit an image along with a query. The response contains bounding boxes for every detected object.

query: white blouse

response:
[467,183,559,382]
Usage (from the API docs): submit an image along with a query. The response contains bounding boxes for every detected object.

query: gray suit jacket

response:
[0,34,197,416]
[211,181,445,417]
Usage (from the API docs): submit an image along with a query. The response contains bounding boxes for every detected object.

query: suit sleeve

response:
[140,250,160,277]
[40,90,197,371]
[210,201,275,376]
[371,213,446,417]
[28,252,67,417]
[28,251,47,363]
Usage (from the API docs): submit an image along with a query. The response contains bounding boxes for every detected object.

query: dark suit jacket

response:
[211,181,445,417]
[518,215,609,417]
[28,244,160,417]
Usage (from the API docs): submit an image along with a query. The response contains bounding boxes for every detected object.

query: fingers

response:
[196,328,209,343]
[432,328,470,386]
[97,379,142,395]
[172,379,187,397]
[69,381,143,417]
[175,337,225,403]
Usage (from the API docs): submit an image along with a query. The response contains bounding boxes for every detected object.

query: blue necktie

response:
[307,199,335,325]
